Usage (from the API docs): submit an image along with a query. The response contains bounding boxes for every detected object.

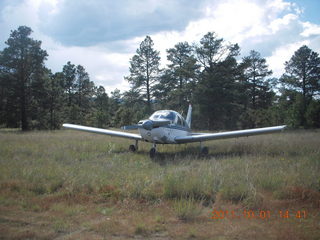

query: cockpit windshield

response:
[150,110,176,122]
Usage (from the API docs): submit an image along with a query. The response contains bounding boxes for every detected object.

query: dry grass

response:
[0,128,319,239]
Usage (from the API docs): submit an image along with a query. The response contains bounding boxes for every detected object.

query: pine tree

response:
[281,45,320,101]
[156,42,199,110]
[194,32,241,129]
[125,36,160,112]
[0,26,48,130]
[241,50,273,110]
[239,50,274,128]
[281,45,320,127]
[46,71,65,129]
[73,65,95,124]
[94,86,109,128]
[0,65,20,127]
[109,89,121,126]
[62,61,76,107]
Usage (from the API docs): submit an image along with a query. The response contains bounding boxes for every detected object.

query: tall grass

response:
[0,129,319,208]
[173,197,202,221]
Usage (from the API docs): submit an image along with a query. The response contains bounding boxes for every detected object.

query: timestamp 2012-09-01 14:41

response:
[211,209,307,220]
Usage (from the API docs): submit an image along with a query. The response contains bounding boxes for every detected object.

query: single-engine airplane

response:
[63,105,286,158]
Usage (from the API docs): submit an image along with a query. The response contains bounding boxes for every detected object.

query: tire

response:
[149,148,156,158]
[129,145,136,152]
[201,146,209,156]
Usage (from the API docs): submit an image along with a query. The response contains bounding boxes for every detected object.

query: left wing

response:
[175,125,286,143]
[63,124,142,140]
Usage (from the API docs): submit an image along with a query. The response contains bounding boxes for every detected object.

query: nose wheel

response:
[149,148,156,158]
[149,143,157,158]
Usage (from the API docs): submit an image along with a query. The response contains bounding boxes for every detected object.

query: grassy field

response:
[0,128,319,239]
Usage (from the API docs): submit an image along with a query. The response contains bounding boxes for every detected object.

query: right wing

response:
[175,125,286,143]
[63,124,142,140]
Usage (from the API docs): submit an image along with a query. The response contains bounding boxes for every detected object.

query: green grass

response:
[0,129,319,204]
[0,128,319,239]
[173,197,203,221]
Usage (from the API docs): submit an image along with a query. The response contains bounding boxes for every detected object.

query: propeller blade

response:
[152,120,171,127]
[121,125,140,130]
[122,120,171,131]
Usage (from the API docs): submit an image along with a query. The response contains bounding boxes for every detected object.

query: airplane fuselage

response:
[139,125,191,144]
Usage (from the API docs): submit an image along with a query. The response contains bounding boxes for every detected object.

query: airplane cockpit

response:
[150,110,189,128]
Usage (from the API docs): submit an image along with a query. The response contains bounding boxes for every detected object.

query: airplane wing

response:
[63,124,142,140]
[175,125,286,143]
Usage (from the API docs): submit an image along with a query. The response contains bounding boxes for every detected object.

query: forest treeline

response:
[0,26,319,131]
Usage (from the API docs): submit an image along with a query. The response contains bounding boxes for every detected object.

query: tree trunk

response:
[20,85,28,131]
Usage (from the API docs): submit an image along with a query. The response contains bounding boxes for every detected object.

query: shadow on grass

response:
[107,139,291,167]
[132,144,289,166]
[132,147,248,166]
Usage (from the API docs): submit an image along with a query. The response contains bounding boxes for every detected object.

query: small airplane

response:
[63,105,286,158]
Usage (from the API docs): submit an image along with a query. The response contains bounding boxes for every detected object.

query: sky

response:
[0,0,319,94]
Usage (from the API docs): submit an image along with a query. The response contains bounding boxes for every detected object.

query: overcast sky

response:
[1,0,319,94]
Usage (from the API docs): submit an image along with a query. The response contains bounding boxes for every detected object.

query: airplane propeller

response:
[122,119,171,131]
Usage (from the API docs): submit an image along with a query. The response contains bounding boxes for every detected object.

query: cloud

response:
[301,21,320,37]
[0,0,319,94]
[150,0,317,65]
[43,40,133,93]
[266,40,310,77]
[0,0,40,46]
[38,0,205,46]
[179,0,319,78]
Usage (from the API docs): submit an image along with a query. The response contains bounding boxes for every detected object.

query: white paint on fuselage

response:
[139,126,190,144]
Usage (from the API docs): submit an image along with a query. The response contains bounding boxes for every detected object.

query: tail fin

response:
[186,104,192,128]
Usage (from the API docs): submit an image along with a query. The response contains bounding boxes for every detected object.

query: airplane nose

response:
[142,120,153,131]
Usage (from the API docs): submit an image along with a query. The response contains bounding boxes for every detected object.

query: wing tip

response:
[62,123,75,128]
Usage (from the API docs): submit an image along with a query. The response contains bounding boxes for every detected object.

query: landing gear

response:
[200,142,209,156]
[129,145,136,152]
[201,146,209,156]
[149,148,156,158]
[149,143,157,158]
[129,140,139,152]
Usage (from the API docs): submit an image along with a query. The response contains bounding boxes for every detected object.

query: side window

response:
[177,116,183,126]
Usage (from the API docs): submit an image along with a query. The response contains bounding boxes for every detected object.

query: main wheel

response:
[149,148,156,158]
[129,144,136,152]
[201,146,209,156]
